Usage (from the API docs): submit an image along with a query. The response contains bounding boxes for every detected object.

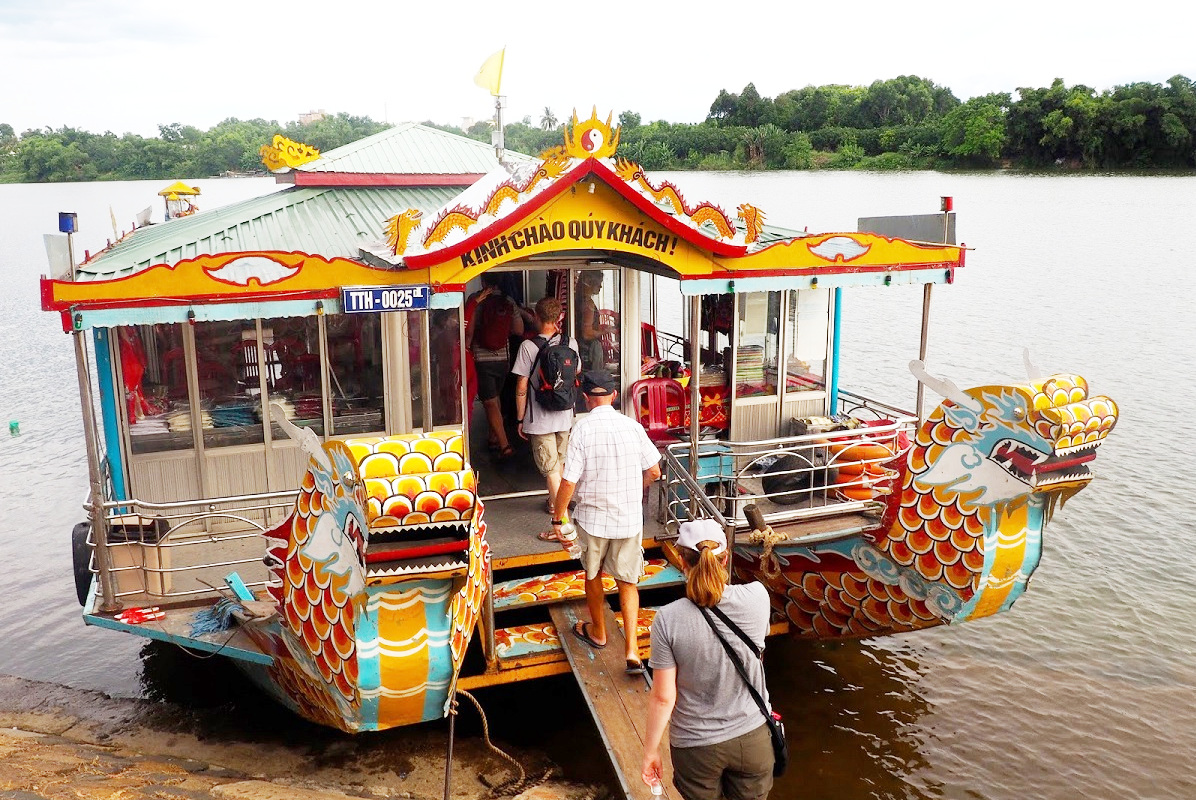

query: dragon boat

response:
[41,110,1118,734]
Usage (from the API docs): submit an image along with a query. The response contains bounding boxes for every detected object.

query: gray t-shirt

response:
[511,334,578,435]
[648,581,771,748]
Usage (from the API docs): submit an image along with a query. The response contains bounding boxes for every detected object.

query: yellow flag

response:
[473,48,505,96]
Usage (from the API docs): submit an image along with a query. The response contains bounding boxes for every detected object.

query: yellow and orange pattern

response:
[344,433,474,529]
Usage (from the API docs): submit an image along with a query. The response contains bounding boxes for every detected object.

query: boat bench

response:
[342,432,477,572]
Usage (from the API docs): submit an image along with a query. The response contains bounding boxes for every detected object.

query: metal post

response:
[916,200,953,423]
[66,228,120,612]
[915,284,931,423]
[443,693,457,800]
[420,311,434,430]
[688,294,702,516]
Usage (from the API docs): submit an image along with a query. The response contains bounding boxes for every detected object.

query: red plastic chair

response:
[626,377,689,445]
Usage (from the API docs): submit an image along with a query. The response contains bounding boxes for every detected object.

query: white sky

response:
[3,0,1194,137]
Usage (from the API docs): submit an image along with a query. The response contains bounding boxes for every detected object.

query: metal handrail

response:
[660,410,916,538]
[85,489,302,603]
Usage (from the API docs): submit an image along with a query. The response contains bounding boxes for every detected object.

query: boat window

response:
[735,291,781,399]
[572,269,621,386]
[430,308,463,427]
[783,289,830,394]
[196,320,265,448]
[327,313,385,436]
[261,316,323,437]
[122,323,192,454]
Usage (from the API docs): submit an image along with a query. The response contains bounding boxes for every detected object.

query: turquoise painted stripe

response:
[421,578,454,722]
[682,268,953,296]
[430,292,463,309]
[74,298,341,330]
[91,328,127,501]
[357,590,382,730]
[1001,501,1045,612]
[83,613,273,665]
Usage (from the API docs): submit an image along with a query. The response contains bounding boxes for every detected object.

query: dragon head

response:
[384,208,424,256]
[909,363,1118,514]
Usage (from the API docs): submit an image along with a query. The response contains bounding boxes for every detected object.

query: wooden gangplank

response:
[549,600,676,800]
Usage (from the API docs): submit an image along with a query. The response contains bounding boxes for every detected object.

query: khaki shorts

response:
[528,430,570,478]
[576,523,643,584]
[669,723,773,800]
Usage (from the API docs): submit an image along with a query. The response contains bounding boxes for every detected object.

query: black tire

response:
[72,521,94,606]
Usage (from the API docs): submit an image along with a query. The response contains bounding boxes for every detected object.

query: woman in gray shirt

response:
[642,519,774,800]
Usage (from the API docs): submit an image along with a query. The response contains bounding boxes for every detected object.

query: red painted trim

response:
[40,275,55,311]
[365,539,469,564]
[405,161,591,268]
[678,261,964,280]
[406,159,752,268]
[60,310,73,333]
[588,160,748,258]
[59,288,341,313]
[293,172,485,187]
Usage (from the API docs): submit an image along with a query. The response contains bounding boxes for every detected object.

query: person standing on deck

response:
[641,519,775,800]
[465,274,523,460]
[512,297,580,539]
[551,369,661,673]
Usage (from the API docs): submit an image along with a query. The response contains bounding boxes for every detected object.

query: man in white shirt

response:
[552,370,662,673]
[512,297,579,539]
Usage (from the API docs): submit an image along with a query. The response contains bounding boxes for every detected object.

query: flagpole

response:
[493,95,505,162]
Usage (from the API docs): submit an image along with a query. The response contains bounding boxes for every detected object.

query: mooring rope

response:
[747,525,789,580]
[456,689,558,797]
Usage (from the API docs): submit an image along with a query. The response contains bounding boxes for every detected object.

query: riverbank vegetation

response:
[3,75,1194,182]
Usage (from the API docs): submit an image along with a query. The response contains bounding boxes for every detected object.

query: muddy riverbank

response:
[0,674,604,800]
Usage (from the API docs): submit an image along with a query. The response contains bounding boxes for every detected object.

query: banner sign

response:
[341,285,430,313]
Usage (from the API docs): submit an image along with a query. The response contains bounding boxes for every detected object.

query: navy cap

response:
[580,369,616,396]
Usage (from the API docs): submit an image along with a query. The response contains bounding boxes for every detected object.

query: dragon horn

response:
[909,360,982,413]
[269,401,331,471]
[1023,347,1043,381]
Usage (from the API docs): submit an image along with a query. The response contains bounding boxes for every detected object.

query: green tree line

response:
[3,75,1195,182]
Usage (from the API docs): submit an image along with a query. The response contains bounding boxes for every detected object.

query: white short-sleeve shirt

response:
[561,405,660,539]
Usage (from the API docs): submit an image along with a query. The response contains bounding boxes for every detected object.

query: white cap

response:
[676,519,727,555]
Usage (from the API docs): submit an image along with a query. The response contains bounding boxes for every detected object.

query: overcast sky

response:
[3,0,1193,137]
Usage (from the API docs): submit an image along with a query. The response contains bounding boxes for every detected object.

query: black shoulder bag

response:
[697,604,789,777]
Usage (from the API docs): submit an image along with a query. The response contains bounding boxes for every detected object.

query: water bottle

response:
[558,523,583,559]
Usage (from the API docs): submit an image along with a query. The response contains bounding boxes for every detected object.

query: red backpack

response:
[475,295,513,350]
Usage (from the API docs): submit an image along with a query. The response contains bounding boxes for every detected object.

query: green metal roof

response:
[293,122,533,176]
[77,185,461,281]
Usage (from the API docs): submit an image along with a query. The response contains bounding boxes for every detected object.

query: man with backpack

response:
[466,274,524,460]
[512,296,580,540]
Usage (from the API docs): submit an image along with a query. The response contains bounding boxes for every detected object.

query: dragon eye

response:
[342,471,357,488]
[1012,406,1027,420]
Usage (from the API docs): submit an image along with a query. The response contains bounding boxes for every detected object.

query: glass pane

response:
[197,320,264,448]
[123,323,194,454]
[785,289,830,393]
[328,313,385,435]
[430,308,463,427]
[263,316,324,437]
[735,291,780,398]
[573,269,621,380]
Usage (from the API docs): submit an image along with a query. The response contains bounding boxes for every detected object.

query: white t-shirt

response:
[511,334,579,435]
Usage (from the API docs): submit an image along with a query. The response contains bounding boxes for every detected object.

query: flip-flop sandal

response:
[625,659,645,675]
[571,621,606,649]
[537,530,562,542]
[495,445,516,461]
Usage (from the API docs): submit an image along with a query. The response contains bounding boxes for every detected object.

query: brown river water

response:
[1,171,1193,799]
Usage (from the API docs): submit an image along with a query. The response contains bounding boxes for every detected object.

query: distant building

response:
[299,109,328,125]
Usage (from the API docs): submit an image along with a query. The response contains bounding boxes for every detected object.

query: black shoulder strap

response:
[525,335,555,423]
[708,604,763,660]
[698,604,772,725]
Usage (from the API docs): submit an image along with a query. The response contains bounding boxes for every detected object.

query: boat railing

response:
[86,489,299,604]
[659,411,916,543]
